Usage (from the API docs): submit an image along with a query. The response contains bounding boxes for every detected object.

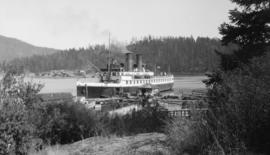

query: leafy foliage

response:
[207,52,270,154]
[32,101,98,145]
[165,115,212,155]
[218,0,270,70]
[101,107,168,136]
[0,69,42,154]
[204,1,270,154]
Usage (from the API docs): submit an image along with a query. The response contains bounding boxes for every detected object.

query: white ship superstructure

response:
[77,53,174,98]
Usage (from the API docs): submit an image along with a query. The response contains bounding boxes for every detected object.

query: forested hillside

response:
[1,45,124,73]
[1,36,235,74]
[127,36,235,74]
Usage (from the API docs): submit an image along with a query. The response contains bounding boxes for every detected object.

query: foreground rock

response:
[35,133,169,155]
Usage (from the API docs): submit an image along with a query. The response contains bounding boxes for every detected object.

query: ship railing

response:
[119,71,154,76]
[160,108,208,117]
[122,76,174,85]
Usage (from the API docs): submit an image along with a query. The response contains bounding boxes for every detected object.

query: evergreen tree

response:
[219,0,270,71]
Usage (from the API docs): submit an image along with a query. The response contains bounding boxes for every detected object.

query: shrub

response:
[0,104,34,155]
[207,52,270,154]
[165,113,211,155]
[0,70,42,154]
[100,106,169,136]
[33,101,98,145]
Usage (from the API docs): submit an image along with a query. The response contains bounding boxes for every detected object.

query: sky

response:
[0,0,235,49]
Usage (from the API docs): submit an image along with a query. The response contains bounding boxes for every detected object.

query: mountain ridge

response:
[0,34,58,62]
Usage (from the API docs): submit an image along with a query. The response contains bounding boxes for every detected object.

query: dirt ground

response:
[33,133,169,155]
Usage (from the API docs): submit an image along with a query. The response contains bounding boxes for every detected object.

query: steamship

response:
[76,52,174,99]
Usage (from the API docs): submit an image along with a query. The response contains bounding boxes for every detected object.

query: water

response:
[26,77,79,95]
[173,76,207,90]
[26,76,207,96]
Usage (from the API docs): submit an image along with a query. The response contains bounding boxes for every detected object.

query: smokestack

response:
[136,54,142,71]
[126,53,133,71]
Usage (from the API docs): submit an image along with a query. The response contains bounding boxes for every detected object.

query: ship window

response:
[77,86,86,97]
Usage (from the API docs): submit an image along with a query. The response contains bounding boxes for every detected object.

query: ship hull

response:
[77,83,174,98]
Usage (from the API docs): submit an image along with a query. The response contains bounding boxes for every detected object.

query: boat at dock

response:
[76,52,174,99]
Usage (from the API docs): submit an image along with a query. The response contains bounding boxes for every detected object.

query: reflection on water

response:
[25,76,207,96]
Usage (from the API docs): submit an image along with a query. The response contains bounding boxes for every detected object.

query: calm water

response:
[26,76,207,96]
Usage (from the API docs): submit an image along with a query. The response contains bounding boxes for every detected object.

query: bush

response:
[207,52,270,154]
[0,69,99,153]
[0,70,41,154]
[0,104,34,155]
[32,101,98,145]
[100,106,169,136]
[165,113,212,155]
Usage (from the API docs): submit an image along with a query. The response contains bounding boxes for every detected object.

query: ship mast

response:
[108,33,111,80]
